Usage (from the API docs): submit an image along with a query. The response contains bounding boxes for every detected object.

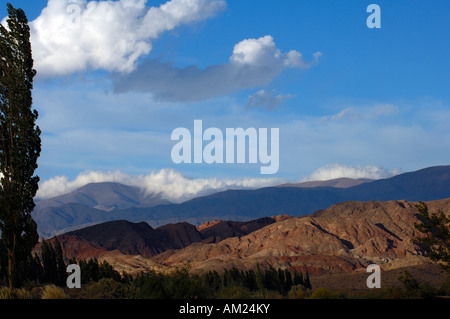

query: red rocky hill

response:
[37,198,450,277]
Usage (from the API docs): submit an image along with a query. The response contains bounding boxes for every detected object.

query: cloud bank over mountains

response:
[36,168,285,202]
[36,164,401,202]
[302,164,402,182]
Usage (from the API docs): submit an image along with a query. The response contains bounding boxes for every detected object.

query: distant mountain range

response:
[276,177,373,188]
[35,182,169,212]
[33,165,450,237]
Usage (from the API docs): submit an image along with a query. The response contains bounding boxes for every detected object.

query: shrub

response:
[0,287,36,299]
[216,286,254,299]
[134,268,208,299]
[438,276,450,296]
[307,288,347,299]
[257,289,283,299]
[84,278,131,299]
[41,284,70,299]
[0,287,14,299]
[288,284,310,299]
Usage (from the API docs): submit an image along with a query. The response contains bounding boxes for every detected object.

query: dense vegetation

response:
[131,264,311,299]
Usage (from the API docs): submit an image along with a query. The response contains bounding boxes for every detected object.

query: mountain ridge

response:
[33,165,450,237]
[149,198,450,274]
[277,177,373,188]
[48,216,283,261]
[35,182,170,212]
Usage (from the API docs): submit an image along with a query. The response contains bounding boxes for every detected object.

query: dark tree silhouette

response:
[0,3,41,288]
[413,202,450,272]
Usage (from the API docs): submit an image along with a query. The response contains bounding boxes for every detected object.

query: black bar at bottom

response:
[0,298,447,317]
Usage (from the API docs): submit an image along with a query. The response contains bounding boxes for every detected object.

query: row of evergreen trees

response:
[0,239,57,286]
[0,237,129,287]
[132,265,312,299]
[205,265,311,296]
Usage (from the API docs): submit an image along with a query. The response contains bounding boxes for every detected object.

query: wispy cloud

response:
[247,90,293,111]
[113,35,321,102]
[321,103,398,122]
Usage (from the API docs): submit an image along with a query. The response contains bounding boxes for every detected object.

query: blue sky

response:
[1,0,449,200]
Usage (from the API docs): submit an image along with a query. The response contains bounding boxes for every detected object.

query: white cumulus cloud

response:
[301,164,402,182]
[29,0,226,77]
[36,168,285,202]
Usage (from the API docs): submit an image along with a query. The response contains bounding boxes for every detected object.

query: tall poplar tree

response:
[0,3,41,288]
